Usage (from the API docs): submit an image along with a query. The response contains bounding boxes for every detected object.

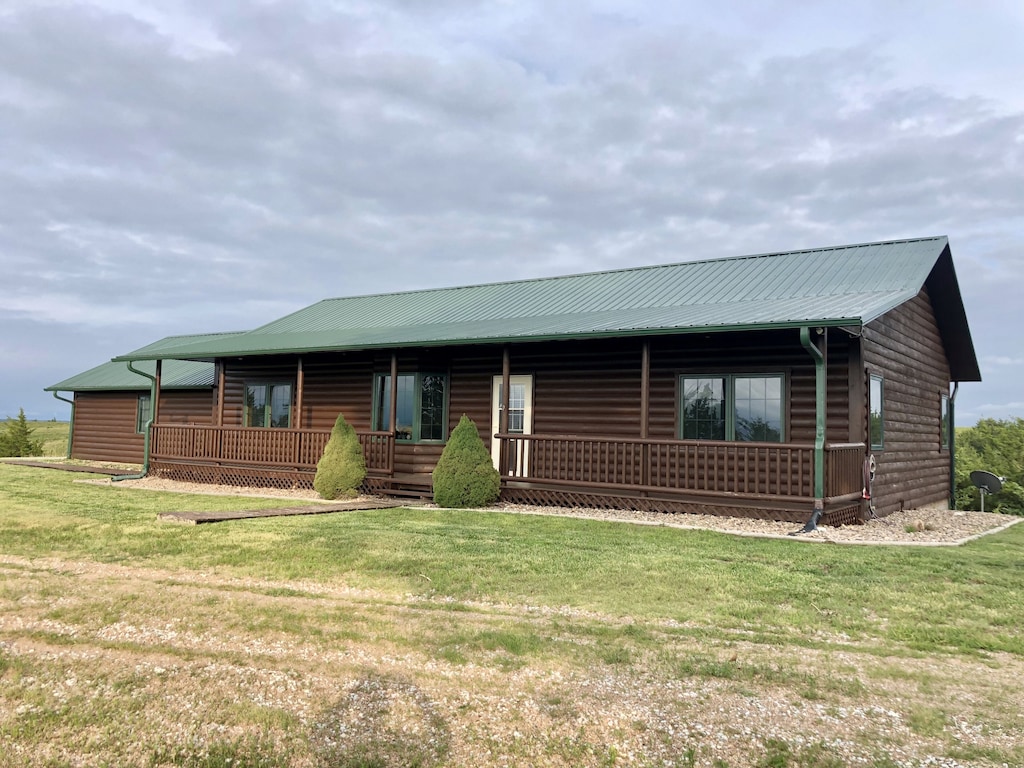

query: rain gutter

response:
[51,391,75,459]
[949,382,958,509]
[794,327,826,533]
[112,361,156,482]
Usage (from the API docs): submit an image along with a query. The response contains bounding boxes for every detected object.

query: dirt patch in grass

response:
[1,554,1021,767]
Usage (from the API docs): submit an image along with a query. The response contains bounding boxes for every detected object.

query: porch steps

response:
[370,472,434,500]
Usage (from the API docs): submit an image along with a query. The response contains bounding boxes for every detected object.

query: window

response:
[374,373,448,442]
[679,374,783,442]
[136,393,152,434]
[869,375,884,450]
[244,383,292,428]
[940,393,950,450]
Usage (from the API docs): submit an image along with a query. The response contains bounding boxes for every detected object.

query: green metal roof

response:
[109,237,980,381]
[46,359,215,392]
[47,334,219,392]
[113,330,246,359]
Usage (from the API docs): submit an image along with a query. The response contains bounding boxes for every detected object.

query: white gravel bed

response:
[87,475,1021,546]
[486,502,1021,546]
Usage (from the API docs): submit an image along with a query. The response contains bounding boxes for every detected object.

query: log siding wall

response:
[862,288,952,515]
[159,390,214,425]
[71,390,212,464]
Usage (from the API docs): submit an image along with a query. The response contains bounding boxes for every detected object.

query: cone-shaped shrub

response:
[432,414,501,508]
[314,412,367,500]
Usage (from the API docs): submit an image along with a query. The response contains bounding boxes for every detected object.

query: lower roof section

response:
[46,359,215,393]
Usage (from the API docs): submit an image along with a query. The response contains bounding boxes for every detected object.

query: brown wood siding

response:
[300,353,375,431]
[449,349,503,439]
[71,392,145,463]
[526,340,645,437]
[158,390,214,424]
[72,390,215,463]
[862,288,952,515]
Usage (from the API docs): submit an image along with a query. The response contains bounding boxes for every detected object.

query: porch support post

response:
[153,359,162,425]
[640,340,650,490]
[640,340,650,439]
[389,352,399,474]
[798,327,826,529]
[389,352,399,432]
[500,345,511,434]
[216,361,225,426]
[295,357,304,429]
[500,345,511,474]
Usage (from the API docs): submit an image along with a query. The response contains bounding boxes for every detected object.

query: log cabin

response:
[47,236,980,525]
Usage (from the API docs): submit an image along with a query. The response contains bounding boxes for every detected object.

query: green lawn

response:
[2,462,1023,766]
[2,462,1022,658]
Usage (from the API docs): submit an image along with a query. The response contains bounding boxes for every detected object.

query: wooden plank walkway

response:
[0,460,137,476]
[158,498,415,525]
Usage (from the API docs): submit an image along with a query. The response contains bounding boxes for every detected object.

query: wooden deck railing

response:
[824,442,867,501]
[496,434,866,501]
[151,424,394,474]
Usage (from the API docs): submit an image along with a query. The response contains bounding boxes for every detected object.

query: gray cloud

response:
[2,0,1022,423]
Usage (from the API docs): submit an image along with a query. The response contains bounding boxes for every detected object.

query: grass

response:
[1,463,1023,657]
[7,419,70,457]
[1,463,1023,766]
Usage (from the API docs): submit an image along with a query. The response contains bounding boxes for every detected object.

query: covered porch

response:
[148,423,403,492]
[494,433,865,523]
[140,323,864,522]
[146,422,865,523]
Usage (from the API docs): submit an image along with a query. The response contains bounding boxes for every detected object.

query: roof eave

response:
[109,318,866,361]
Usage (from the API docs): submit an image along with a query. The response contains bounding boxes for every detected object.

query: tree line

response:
[954,418,1024,515]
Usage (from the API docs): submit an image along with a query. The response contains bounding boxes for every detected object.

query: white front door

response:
[491,375,533,474]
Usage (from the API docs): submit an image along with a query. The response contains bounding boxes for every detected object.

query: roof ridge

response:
[163,330,248,340]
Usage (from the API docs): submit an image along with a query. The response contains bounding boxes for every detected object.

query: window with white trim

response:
[869,375,884,450]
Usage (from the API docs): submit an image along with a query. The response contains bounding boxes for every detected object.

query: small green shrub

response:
[0,409,44,457]
[432,414,500,508]
[314,413,367,500]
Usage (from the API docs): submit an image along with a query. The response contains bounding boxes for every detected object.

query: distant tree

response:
[314,413,367,500]
[432,414,501,508]
[0,409,44,457]
[955,418,1024,515]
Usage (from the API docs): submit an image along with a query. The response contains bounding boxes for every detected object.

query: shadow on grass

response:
[309,672,450,768]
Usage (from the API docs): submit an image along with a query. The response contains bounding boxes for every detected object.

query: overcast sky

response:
[2,0,1022,427]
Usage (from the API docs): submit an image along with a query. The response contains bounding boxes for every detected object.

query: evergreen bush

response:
[314,412,367,500]
[0,409,44,458]
[432,414,501,508]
